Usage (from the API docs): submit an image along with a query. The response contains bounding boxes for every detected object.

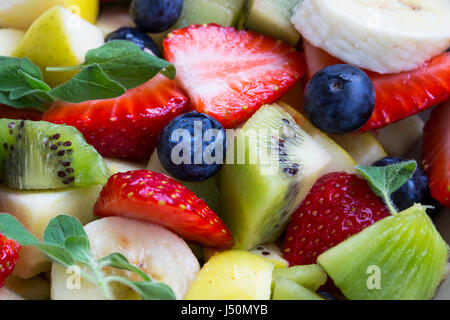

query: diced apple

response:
[0,0,99,30]
[372,115,424,156]
[331,132,387,166]
[185,250,274,300]
[96,5,134,36]
[13,5,104,87]
[0,287,25,300]
[0,29,24,56]
[5,275,50,300]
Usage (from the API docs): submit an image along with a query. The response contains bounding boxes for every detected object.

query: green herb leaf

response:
[49,64,126,103]
[43,215,88,248]
[0,213,40,246]
[107,277,176,300]
[36,243,75,267]
[99,253,150,281]
[64,236,92,265]
[81,40,176,88]
[356,160,417,214]
[0,57,53,111]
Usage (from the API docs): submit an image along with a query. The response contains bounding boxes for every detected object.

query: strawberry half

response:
[94,170,233,248]
[303,41,450,131]
[164,24,305,128]
[283,172,389,266]
[0,234,21,288]
[422,103,450,207]
[43,74,189,161]
[0,104,43,121]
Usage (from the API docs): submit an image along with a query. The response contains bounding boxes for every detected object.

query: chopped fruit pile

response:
[0,0,448,302]
[283,172,389,266]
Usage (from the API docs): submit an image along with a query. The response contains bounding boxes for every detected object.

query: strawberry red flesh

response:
[422,103,450,207]
[303,41,450,131]
[43,74,189,161]
[283,172,389,266]
[0,233,21,288]
[164,24,305,128]
[94,170,233,248]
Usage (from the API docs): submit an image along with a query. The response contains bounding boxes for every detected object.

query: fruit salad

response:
[0,0,449,301]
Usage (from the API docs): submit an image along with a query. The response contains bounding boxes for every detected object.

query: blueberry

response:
[303,64,376,134]
[105,27,159,56]
[316,290,337,300]
[157,111,226,182]
[130,0,184,33]
[372,157,431,212]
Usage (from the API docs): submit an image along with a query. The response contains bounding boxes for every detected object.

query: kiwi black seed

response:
[0,119,109,190]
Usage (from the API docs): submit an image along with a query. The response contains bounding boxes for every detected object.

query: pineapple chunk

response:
[185,250,274,300]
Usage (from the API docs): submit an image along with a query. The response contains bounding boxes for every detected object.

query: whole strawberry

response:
[94,170,233,248]
[283,172,389,266]
[0,234,21,288]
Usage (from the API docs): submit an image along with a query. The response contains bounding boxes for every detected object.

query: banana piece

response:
[291,0,450,74]
[51,217,200,300]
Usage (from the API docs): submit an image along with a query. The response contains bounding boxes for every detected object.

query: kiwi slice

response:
[250,243,289,268]
[272,277,324,300]
[318,204,449,300]
[220,104,330,250]
[272,265,327,291]
[246,0,300,45]
[0,119,109,189]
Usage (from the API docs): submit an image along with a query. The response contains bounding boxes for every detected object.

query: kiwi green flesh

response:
[272,278,324,300]
[272,265,327,292]
[317,204,449,300]
[0,119,109,190]
[220,105,330,250]
[246,0,300,45]
[151,0,246,50]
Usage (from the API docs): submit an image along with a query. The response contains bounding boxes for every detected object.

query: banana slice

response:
[51,217,200,300]
[291,0,450,74]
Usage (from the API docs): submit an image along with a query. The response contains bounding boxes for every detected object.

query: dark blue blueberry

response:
[303,64,376,134]
[372,157,431,212]
[105,27,159,57]
[316,291,337,300]
[157,111,226,182]
[130,0,184,33]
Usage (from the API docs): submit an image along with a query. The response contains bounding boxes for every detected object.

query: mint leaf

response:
[36,244,75,267]
[99,253,150,281]
[107,277,176,300]
[356,160,417,214]
[0,214,40,246]
[64,236,92,265]
[50,64,126,103]
[43,215,88,248]
[0,57,53,111]
[82,40,175,88]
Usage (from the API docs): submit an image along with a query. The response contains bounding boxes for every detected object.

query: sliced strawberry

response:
[0,104,43,121]
[303,41,450,131]
[164,24,305,128]
[284,172,389,266]
[43,75,189,161]
[422,103,450,207]
[94,170,233,248]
